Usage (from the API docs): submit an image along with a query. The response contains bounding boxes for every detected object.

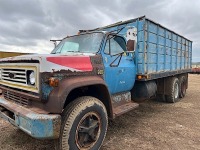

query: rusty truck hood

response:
[0,54,94,73]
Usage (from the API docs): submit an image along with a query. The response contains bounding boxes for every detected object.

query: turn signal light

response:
[137,75,149,80]
[137,75,142,80]
[49,77,59,87]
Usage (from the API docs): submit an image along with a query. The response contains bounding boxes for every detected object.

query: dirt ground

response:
[1,74,200,150]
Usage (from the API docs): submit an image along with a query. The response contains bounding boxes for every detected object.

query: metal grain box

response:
[92,16,192,80]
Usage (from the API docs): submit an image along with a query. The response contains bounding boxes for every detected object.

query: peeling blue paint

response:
[15,113,61,139]
[0,97,61,139]
[41,82,54,100]
[0,98,9,105]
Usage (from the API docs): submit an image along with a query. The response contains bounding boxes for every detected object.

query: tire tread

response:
[166,77,179,103]
[56,96,108,150]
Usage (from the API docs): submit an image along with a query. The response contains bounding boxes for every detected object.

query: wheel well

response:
[63,84,112,118]
[177,73,188,89]
[156,73,188,95]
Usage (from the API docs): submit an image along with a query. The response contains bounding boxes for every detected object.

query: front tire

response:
[57,96,108,150]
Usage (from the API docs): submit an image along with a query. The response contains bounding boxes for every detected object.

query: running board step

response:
[113,102,139,117]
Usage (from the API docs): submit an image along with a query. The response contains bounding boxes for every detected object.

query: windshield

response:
[51,32,104,54]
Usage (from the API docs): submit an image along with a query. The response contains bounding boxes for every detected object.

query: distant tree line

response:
[192,62,200,65]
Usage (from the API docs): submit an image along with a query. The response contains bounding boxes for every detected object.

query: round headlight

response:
[29,71,35,85]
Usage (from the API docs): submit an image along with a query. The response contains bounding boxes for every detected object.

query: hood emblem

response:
[8,73,15,79]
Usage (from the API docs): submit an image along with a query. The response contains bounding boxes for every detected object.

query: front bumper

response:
[0,96,61,139]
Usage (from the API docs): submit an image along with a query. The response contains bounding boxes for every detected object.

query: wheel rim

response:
[75,112,101,149]
[174,82,179,99]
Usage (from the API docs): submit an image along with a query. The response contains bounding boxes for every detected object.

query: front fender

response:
[45,76,111,113]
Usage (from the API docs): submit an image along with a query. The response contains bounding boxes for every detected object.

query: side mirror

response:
[126,39,135,52]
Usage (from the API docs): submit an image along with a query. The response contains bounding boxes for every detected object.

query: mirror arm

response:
[109,39,111,55]
[110,52,123,67]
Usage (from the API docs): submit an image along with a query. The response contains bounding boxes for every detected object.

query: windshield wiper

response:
[67,50,81,52]
[51,51,59,54]
[52,50,81,54]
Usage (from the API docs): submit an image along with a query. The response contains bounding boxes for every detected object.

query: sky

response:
[0,0,199,62]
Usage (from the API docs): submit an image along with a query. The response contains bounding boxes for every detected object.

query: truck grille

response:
[4,90,29,106]
[0,63,39,93]
[2,68,27,84]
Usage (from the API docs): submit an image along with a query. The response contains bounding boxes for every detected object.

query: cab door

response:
[101,36,136,95]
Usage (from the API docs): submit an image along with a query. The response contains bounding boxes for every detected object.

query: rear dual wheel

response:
[157,75,187,103]
[166,77,180,103]
[179,76,187,98]
[156,94,166,102]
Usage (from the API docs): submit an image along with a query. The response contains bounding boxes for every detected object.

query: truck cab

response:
[0,31,139,150]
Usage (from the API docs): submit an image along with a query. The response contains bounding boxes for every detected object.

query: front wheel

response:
[56,96,108,150]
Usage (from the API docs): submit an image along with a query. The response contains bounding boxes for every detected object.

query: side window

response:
[104,36,126,55]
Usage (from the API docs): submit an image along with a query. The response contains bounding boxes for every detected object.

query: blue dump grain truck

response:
[0,16,192,150]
